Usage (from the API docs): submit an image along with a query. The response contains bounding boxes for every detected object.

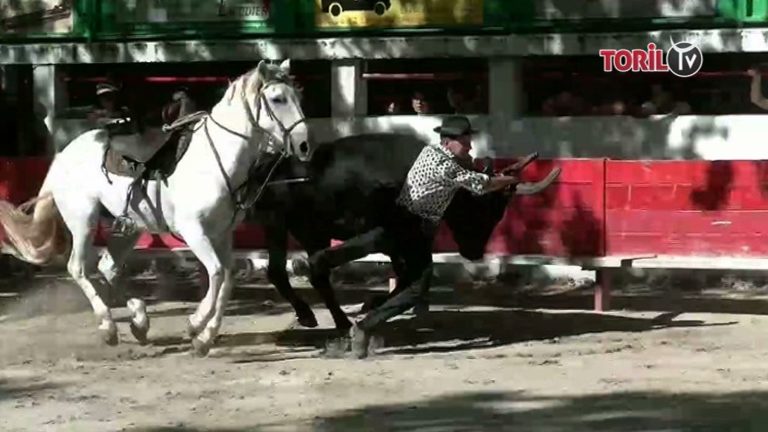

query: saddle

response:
[100,110,207,235]
[101,111,204,181]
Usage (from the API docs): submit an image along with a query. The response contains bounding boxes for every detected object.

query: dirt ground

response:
[4,265,768,431]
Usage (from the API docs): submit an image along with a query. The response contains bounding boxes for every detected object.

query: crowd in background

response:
[6,55,768,156]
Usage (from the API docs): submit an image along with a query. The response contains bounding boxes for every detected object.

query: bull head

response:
[444,153,561,261]
[496,152,561,196]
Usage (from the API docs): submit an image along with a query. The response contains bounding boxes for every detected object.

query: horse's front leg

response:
[179,222,233,356]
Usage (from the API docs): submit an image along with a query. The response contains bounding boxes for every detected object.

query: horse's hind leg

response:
[265,219,318,328]
[306,227,391,332]
[64,208,120,345]
[97,230,148,344]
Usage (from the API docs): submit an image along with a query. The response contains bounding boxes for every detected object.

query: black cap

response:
[433,115,478,137]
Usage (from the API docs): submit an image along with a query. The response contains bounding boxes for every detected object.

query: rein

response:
[200,76,307,225]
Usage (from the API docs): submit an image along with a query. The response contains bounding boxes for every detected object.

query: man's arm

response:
[484,175,519,192]
[447,163,518,195]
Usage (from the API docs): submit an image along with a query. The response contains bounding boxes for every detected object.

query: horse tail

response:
[0,162,72,266]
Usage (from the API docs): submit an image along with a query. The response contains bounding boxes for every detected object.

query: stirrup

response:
[112,215,137,236]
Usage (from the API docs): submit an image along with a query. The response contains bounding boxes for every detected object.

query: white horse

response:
[0,59,309,356]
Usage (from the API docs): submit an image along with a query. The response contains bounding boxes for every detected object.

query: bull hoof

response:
[99,327,119,346]
[191,337,211,357]
[130,321,150,346]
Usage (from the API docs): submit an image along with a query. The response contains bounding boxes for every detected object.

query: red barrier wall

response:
[605,160,768,257]
[474,158,605,257]
[0,157,52,204]
[5,157,768,260]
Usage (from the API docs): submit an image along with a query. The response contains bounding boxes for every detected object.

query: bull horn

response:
[514,167,561,195]
[500,152,539,175]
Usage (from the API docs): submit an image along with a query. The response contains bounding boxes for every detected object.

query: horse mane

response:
[223,62,293,105]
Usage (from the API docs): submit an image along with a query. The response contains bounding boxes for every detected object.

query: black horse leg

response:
[303,246,353,333]
[264,217,318,328]
[305,227,391,332]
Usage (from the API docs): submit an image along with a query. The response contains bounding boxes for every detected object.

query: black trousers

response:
[356,206,438,331]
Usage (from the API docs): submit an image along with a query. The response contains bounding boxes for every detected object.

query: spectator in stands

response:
[542,90,588,116]
[161,86,197,126]
[640,84,691,116]
[446,83,477,114]
[411,90,433,115]
[748,64,768,110]
[88,81,130,125]
[384,96,402,114]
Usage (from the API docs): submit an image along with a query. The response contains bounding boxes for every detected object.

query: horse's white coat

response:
[41,59,308,354]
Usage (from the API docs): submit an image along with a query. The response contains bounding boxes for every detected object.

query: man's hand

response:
[749,68,760,78]
[485,175,519,192]
[498,152,538,176]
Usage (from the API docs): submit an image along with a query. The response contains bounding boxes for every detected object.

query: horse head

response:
[444,156,561,261]
[216,59,310,161]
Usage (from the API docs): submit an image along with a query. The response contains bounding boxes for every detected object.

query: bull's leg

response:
[263,218,318,328]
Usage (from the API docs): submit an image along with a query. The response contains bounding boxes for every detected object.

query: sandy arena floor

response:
[3,268,768,431]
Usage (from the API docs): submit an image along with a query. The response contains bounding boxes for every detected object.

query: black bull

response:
[245,133,560,357]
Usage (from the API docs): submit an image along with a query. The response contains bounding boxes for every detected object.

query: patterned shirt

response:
[396,144,490,222]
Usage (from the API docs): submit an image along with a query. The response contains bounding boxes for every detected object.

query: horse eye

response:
[270,96,286,104]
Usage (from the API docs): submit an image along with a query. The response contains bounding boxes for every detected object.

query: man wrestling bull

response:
[348,116,521,354]
[395,115,520,238]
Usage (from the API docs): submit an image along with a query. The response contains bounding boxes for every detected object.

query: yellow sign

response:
[315,0,483,28]
[0,0,73,34]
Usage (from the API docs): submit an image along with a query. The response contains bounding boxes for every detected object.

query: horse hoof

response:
[191,337,211,357]
[130,321,150,346]
[297,313,319,328]
[187,321,201,339]
[99,328,119,346]
[336,320,353,335]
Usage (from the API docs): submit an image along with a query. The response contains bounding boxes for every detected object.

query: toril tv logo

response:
[599,40,703,78]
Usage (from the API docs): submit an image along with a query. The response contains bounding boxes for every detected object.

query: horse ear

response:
[279,59,291,74]
[256,60,269,77]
